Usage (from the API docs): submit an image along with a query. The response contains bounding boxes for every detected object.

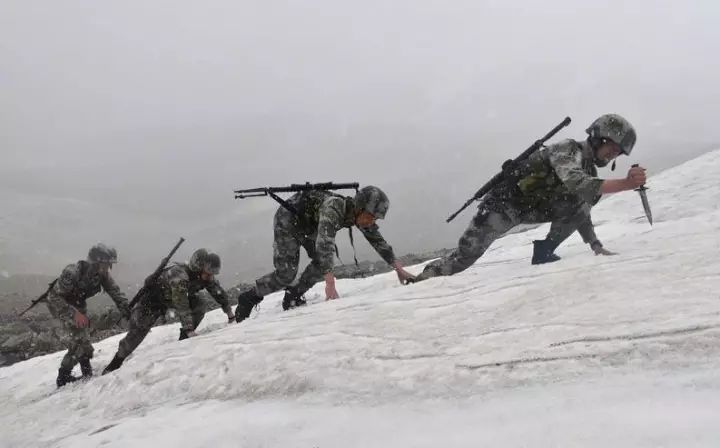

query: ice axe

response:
[631,163,653,226]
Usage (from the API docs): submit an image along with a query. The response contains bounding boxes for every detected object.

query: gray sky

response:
[2,0,720,284]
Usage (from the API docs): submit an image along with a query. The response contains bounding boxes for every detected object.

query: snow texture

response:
[2,150,720,447]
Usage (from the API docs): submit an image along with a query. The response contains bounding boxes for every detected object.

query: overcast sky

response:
[2,0,719,284]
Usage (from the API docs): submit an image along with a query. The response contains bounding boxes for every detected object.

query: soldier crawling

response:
[102,249,233,374]
[234,185,414,322]
[45,243,130,387]
[412,113,648,282]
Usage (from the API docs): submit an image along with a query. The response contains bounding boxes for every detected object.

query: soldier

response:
[412,113,646,282]
[102,249,233,374]
[45,243,130,387]
[234,185,414,323]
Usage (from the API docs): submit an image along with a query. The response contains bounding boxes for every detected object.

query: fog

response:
[2,0,719,283]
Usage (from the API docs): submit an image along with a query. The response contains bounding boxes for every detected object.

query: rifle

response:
[117,237,185,324]
[18,279,58,317]
[234,182,360,215]
[446,116,572,223]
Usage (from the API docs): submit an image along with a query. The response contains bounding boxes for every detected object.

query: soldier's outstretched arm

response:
[599,165,647,194]
[168,278,195,333]
[574,210,615,255]
[206,280,234,322]
[358,224,395,265]
[101,274,130,318]
[314,198,347,299]
[359,225,414,284]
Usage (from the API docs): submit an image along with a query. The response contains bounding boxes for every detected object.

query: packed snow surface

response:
[3,151,720,447]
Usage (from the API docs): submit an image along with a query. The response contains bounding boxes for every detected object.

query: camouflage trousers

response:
[543,205,596,246]
[116,296,206,359]
[45,294,93,370]
[415,202,591,281]
[254,206,323,297]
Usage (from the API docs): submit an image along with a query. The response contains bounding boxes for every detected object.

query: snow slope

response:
[2,150,720,447]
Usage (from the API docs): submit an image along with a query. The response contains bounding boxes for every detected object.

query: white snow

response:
[3,150,720,447]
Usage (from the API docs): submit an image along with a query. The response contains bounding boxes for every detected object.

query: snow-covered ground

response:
[3,151,720,447]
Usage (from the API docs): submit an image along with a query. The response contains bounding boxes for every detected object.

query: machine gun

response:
[234,182,360,215]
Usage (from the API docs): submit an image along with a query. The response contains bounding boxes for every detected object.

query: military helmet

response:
[585,113,637,156]
[354,185,390,219]
[88,243,118,264]
[189,248,221,275]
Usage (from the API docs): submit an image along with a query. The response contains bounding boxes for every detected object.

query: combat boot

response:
[102,353,126,375]
[282,288,307,311]
[56,367,80,388]
[79,357,93,379]
[234,288,263,323]
[531,239,562,265]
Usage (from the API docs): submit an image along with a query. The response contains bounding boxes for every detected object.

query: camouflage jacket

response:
[46,260,129,318]
[286,190,396,273]
[489,139,603,242]
[159,263,230,330]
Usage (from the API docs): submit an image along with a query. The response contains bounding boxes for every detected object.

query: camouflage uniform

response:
[253,190,396,298]
[541,205,598,246]
[45,260,129,371]
[416,139,603,280]
[115,263,231,358]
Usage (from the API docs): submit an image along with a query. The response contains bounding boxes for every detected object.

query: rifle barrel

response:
[234,182,360,198]
[268,182,359,193]
[233,187,270,194]
[445,116,571,223]
[234,191,270,199]
[17,279,57,317]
